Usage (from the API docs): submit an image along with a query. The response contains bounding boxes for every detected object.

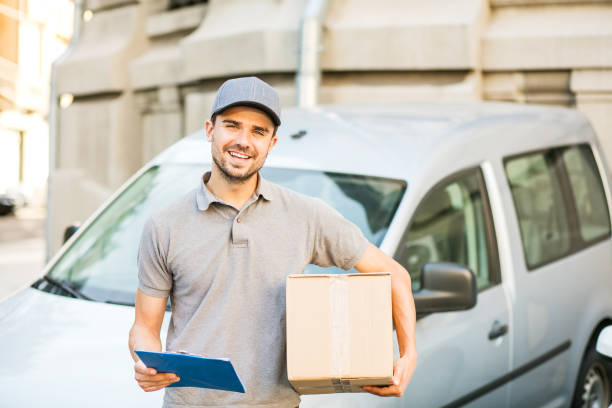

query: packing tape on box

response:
[329,275,350,380]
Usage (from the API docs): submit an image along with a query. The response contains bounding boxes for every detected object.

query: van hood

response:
[0,288,164,407]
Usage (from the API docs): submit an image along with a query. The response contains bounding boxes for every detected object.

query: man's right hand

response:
[134,359,180,392]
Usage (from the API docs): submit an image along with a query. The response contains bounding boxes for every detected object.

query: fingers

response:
[134,371,179,383]
[392,359,406,387]
[361,384,404,397]
[134,360,180,392]
[362,368,402,397]
[138,377,180,392]
[134,360,157,376]
[361,355,415,397]
[136,373,180,392]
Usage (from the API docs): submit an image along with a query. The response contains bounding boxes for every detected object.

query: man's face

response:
[205,106,278,184]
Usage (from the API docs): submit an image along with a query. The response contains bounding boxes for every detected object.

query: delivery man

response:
[128,76,417,408]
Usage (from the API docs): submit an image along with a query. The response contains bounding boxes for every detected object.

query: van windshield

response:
[41,165,406,306]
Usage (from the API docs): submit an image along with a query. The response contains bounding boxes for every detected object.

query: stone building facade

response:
[50,0,612,254]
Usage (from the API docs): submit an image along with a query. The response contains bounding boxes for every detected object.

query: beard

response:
[212,154,259,184]
[212,144,268,184]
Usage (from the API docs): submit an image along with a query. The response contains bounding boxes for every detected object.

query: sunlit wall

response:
[0,0,73,206]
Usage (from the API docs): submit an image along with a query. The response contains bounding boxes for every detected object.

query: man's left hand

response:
[361,352,417,397]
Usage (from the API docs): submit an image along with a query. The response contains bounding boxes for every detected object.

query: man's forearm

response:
[129,324,163,362]
[354,244,417,396]
[390,262,417,358]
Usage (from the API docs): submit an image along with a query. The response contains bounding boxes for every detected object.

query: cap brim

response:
[212,101,281,126]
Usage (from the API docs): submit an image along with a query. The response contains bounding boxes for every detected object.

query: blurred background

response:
[1,0,611,296]
[0,0,73,296]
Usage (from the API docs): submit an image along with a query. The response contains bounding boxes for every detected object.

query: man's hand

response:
[134,359,180,392]
[362,352,417,397]
[130,291,173,392]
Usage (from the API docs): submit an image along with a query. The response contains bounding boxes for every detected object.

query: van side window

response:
[505,152,571,268]
[395,170,498,292]
[561,145,611,242]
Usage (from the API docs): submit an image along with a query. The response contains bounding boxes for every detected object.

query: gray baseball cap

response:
[211,77,281,126]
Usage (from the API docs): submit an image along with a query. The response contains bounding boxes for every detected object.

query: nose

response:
[234,127,250,147]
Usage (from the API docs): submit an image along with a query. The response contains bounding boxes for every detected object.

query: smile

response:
[229,151,250,159]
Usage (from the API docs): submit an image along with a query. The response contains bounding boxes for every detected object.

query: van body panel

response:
[0,288,169,407]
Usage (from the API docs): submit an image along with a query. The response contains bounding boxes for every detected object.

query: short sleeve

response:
[137,217,172,297]
[309,198,369,270]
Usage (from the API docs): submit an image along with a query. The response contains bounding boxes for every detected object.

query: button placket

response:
[231,196,260,247]
[232,211,248,247]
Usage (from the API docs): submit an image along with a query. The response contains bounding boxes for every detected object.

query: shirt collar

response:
[195,172,220,211]
[256,174,273,202]
[196,171,273,212]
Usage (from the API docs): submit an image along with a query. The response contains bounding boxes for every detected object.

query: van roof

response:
[153,102,596,180]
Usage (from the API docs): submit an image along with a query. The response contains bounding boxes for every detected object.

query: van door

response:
[503,145,612,407]
[394,168,511,407]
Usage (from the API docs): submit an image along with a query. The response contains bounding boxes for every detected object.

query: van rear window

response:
[505,144,611,270]
[561,145,611,242]
[505,152,571,269]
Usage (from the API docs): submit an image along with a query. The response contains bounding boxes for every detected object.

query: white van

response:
[1,102,611,407]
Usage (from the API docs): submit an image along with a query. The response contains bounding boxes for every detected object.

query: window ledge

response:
[146,4,207,39]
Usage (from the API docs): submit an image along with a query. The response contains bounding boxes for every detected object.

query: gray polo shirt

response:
[137,172,369,408]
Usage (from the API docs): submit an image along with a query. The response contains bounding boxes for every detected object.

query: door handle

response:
[488,321,508,340]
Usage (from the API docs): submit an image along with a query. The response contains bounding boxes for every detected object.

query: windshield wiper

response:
[105,299,134,307]
[43,275,92,300]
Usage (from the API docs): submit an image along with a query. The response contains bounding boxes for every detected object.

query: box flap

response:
[287,272,391,279]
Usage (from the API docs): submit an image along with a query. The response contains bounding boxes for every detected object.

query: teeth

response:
[229,151,249,159]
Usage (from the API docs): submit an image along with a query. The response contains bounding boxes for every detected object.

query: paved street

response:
[0,207,46,300]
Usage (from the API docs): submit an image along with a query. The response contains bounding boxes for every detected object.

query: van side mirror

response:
[414,262,477,314]
[63,224,80,244]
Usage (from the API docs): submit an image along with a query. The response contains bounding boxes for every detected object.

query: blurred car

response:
[1,102,611,407]
[0,194,16,216]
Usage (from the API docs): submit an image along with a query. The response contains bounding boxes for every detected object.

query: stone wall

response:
[49,0,612,254]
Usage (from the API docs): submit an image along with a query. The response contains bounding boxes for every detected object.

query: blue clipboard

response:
[135,350,245,393]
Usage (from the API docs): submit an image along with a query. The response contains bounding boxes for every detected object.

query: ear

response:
[268,134,278,150]
[205,120,214,142]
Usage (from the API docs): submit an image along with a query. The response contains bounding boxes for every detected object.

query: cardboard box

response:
[286,272,394,394]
